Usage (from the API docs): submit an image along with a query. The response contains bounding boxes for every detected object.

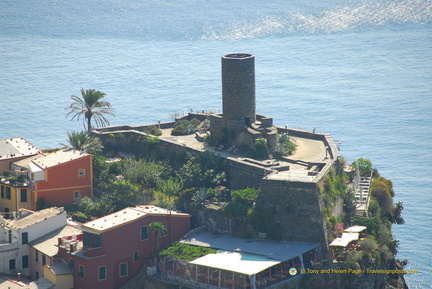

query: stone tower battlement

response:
[222,53,256,124]
[210,53,278,152]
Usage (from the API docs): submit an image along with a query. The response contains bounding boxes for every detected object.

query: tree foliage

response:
[61,131,104,154]
[176,153,226,189]
[75,195,115,218]
[158,179,182,200]
[121,159,166,191]
[370,177,395,222]
[224,188,259,216]
[352,158,372,177]
[65,88,115,132]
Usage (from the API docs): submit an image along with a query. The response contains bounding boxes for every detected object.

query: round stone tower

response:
[222,53,256,125]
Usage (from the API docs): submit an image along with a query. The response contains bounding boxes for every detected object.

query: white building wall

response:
[22,211,67,243]
[0,243,19,275]
[0,210,67,277]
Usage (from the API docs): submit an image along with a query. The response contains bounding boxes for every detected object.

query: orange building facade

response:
[30,150,93,209]
[1,143,93,213]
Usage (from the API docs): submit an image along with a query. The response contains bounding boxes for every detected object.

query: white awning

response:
[330,233,359,247]
[190,251,280,275]
[329,238,350,247]
[344,226,367,233]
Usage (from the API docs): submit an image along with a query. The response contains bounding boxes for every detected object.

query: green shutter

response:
[78,265,85,279]
[22,232,28,244]
[83,232,91,247]
[99,266,106,280]
[20,189,27,202]
[134,251,139,261]
[22,255,29,268]
[120,263,128,277]
[94,235,101,247]
[141,227,148,240]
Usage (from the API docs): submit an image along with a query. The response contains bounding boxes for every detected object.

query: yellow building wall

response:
[0,185,31,215]
[44,266,74,289]
[0,184,18,215]
[19,187,31,210]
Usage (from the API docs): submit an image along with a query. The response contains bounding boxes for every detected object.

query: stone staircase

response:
[355,176,371,216]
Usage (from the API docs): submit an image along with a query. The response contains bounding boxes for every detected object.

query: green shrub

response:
[380,244,394,261]
[360,237,378,252]
[276,134,297,156]
[224,188,259,216]
[159,242,216,261]
[171,124,189,135]
[17,174,26,182]
[254,138,268,159]
[171,118,201,136]
[371,178,394,221]
[144,125,162,136]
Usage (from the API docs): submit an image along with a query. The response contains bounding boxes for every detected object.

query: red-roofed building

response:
[0,142,93,213]
[0,138,41,173]
[23,149,93,210]
[55,205,191,289]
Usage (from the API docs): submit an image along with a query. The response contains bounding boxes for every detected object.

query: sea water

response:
[0,0,431,287]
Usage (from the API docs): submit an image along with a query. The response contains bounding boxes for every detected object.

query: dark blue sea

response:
[1,0,431,287]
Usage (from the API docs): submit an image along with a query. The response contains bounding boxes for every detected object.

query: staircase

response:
[355,176,372,216]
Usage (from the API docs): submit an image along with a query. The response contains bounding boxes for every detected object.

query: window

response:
[42,254,46,265]
[9,259,16,270]
[119,262,128,277]
[133,251,140,262]
[5,187,11,200]
[98,266,107,281]
[22,255,29,268]
[4,208,9,219]
[140,226,148,240]
[94,235,101,247]
[78,265,85,279]
[20,189,27,202]
[1,186,4,198]
[35,251,39,262]
[68,258,74,269]
[83,232,91,247]
[22,232,28,244]
[74,191,80,200]
[78,169,85,177]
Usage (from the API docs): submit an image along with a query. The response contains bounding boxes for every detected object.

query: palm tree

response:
[61,131,104,154]
[65,88,115,132]
[149,221,167,253]
[149,221,167,270]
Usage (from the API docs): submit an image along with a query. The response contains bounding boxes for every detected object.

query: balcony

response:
[0,174,30,188]
[0,241,18,252]
[84,246,105,257]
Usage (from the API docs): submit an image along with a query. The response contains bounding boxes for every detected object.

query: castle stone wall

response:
[225,158,271,190]
[257,178,328,244]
